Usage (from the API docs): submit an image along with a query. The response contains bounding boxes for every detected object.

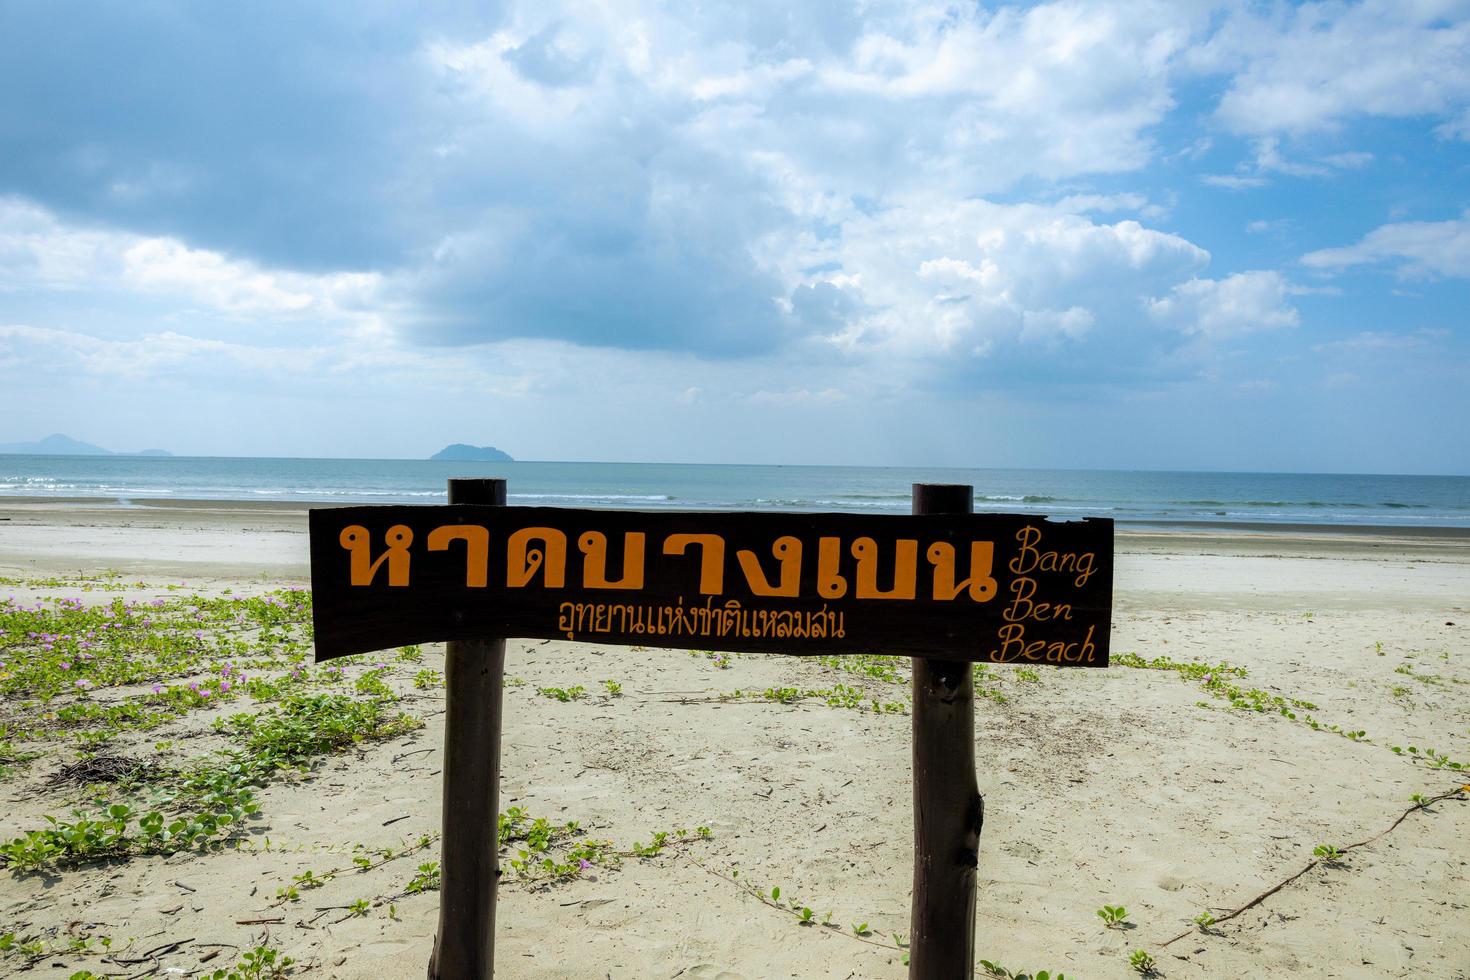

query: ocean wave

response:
[974,494,1060,503]
[743,497,1092,514]
[748,497,905,510]
[1166,498,1398,510]
[0,481,167,494]
[0,479,73,489]
[515,493,674,503]
[751,493,1068,509]
[814,498,906,509]
[277,488,446,497]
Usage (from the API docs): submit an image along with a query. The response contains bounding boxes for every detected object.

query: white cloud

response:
[747,387,847,406]
[0,320,550,399]
[809,2,1201,187]
[1201,174,1269,190]
[1438,107,1470,140]
[1198,1,1470,136]
[431,0,1205,210]
[1147,270,1299,337]
[0,198,123,288]
[1253,137,1329,177]
[1313,328,1448,353]
[125,240,313,316]
[764,191,1211,364]
[1051,193,1151,214]
[0,323,330,378]
[1020,306,1095,344]
[1321,150,1374,169]
[1202,138,1379,190]
[1302,211,1470,278]
[784,195,1210,360]
[0,197,382,324]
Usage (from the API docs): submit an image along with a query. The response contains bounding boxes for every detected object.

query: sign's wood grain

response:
[308,505,1113,666]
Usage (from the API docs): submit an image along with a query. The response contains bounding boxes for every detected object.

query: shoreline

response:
[2,494,1467,540]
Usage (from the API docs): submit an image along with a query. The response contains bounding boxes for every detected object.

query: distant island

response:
[430,443,514,462]
[0,433,173,457]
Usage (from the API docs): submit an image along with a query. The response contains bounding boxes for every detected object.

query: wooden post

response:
[429,478,508,980]
[909,483,983,979]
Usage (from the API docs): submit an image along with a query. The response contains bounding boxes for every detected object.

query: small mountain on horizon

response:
[0,433,174,457]
[430,443,514,463]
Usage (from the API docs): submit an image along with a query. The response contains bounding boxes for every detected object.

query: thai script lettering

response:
[339,524,1007,604]
[556,597,846,642]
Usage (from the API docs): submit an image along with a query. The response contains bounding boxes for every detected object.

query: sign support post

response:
[428,477,507,980]
[909,483,983,979]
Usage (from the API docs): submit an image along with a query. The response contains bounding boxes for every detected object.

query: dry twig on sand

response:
[1159,785,1470,948]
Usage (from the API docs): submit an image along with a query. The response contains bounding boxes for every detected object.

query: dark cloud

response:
[0,2,503,269]
[400,152,791,354]
[0,2,809,355]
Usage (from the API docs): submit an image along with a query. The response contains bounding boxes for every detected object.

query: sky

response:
[0,1,1467,473]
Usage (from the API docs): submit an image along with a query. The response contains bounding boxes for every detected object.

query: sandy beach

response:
[1,498,1466,979]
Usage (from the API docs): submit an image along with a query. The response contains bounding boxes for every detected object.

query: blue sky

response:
[1,0,1467,472]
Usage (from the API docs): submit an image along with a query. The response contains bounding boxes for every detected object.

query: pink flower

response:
[75,679,92,690]
[219,681,232,692]
[578,859,591,871]
[199,689,211,700]
[57,661,69,670]
[152,683,164,694]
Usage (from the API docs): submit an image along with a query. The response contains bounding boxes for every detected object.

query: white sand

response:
[1,500,1466,979]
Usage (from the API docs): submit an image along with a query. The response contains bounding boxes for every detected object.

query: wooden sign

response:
[308,483,1116,979]
[308,505,1113,667]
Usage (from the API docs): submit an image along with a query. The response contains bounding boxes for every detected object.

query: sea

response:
[1,455,1467,530]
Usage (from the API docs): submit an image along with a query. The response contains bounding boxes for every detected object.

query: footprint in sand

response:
[681,965,748,980]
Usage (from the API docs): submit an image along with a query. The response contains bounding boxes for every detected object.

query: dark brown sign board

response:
[308,505,1113,667]
[306,484,1115,979]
